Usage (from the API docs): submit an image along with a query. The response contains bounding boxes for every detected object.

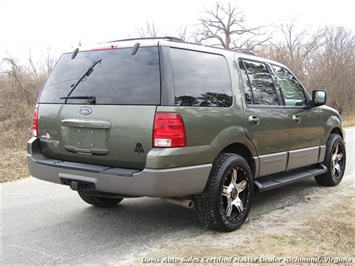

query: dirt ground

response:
[0,148,28,183]
[122,176,354,266]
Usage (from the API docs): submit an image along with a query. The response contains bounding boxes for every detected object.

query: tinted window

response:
[239,60,253,104]
[240,60,279,105]
[272,65,307,107]
[39,47,160,104]
[171,48,232,107]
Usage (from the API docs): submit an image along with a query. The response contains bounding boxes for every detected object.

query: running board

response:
[254,165,327,192]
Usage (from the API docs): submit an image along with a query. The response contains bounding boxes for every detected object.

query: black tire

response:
[315,134,346,186]
[78,191,123,207]
[195,153,253,232]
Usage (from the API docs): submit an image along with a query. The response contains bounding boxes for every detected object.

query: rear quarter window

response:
[171,48,233,107]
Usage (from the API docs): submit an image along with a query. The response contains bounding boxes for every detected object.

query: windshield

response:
[39,47,160,105]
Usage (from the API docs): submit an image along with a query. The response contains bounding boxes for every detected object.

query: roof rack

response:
[103,37,258,56]
[106,36,184,43]
[234,50,257,56]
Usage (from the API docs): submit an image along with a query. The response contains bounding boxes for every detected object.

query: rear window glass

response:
[39,47,160,105]
[171,48,232,107]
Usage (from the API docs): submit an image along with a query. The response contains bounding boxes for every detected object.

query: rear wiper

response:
[61,59,102,103]
[60,95,96,104]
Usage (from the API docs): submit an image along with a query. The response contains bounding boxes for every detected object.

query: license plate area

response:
[61,119,110,155]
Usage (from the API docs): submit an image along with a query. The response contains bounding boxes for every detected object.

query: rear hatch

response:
[37,43,160,169]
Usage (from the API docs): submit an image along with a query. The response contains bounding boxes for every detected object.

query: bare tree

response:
[134,21,193,42]
[1,56,41,105]
[26,48,39,80]
[261,20,355,116]
[195,2,271,50]
[280,19,325,79]
[0,47,55,148]
[41,46,56,74]
[136,20,163,38]
[176,25,189,41]
[0,45,56,106]
[260,19,326,83]
[309,26,355,114]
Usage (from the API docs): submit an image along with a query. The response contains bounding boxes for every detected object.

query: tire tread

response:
[195,153,253,232]
[78,191,123,207]
[315,134,346,186]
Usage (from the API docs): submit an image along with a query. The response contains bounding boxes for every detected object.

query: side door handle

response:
[248,115,260,125]
[292,115,301,124]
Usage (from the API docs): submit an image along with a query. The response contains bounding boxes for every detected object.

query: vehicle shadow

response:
[251,177,335,219]
[72,177,322,235]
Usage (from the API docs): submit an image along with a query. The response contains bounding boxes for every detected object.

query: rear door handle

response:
[248,115,260,125]
[292,115,301,123]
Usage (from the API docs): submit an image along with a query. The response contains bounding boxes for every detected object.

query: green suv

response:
[27,37,346,232]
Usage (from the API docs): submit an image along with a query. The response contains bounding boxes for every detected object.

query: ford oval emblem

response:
[79,106,92,115]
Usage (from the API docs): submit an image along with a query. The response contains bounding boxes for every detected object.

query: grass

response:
[124,196,354,266]
[0,148,28,183]
[0,102,32,183]
[343,115,355,127]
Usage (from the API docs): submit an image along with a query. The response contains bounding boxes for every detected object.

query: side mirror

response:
[312,90,326,106]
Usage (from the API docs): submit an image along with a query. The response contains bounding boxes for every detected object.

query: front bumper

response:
[27,138,211,197]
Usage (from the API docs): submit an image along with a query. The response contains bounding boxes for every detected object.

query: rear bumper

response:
[27,138,211,197]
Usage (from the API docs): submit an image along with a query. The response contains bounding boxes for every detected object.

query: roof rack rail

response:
[235,50,257,56]
[106,36,184,43]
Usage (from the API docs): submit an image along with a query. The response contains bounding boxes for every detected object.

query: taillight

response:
[153,113,186,148]
[33,106,39,137]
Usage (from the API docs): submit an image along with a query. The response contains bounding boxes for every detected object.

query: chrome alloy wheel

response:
[331,142,345,179]
[222,167,248,220]
[315,134,346,187]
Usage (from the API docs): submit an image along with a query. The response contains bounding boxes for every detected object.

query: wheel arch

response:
[321,108,345,142]
[218,143,257,178]
[329,126,344,139]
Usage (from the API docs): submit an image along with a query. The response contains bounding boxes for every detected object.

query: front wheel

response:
[315,134,346,186]
[195,153,253,232]
[78,191,123,207]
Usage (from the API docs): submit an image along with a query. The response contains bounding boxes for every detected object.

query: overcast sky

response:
[0,0,354,62]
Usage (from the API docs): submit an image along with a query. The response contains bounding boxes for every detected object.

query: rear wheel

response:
[195,153,253,232]
[315,134,346,186]
[78,191,123,207]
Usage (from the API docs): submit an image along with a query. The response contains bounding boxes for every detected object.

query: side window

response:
[171,48,233,107]
[239,60,253,104]
[240,60,279,105]
[272,65,307,107]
